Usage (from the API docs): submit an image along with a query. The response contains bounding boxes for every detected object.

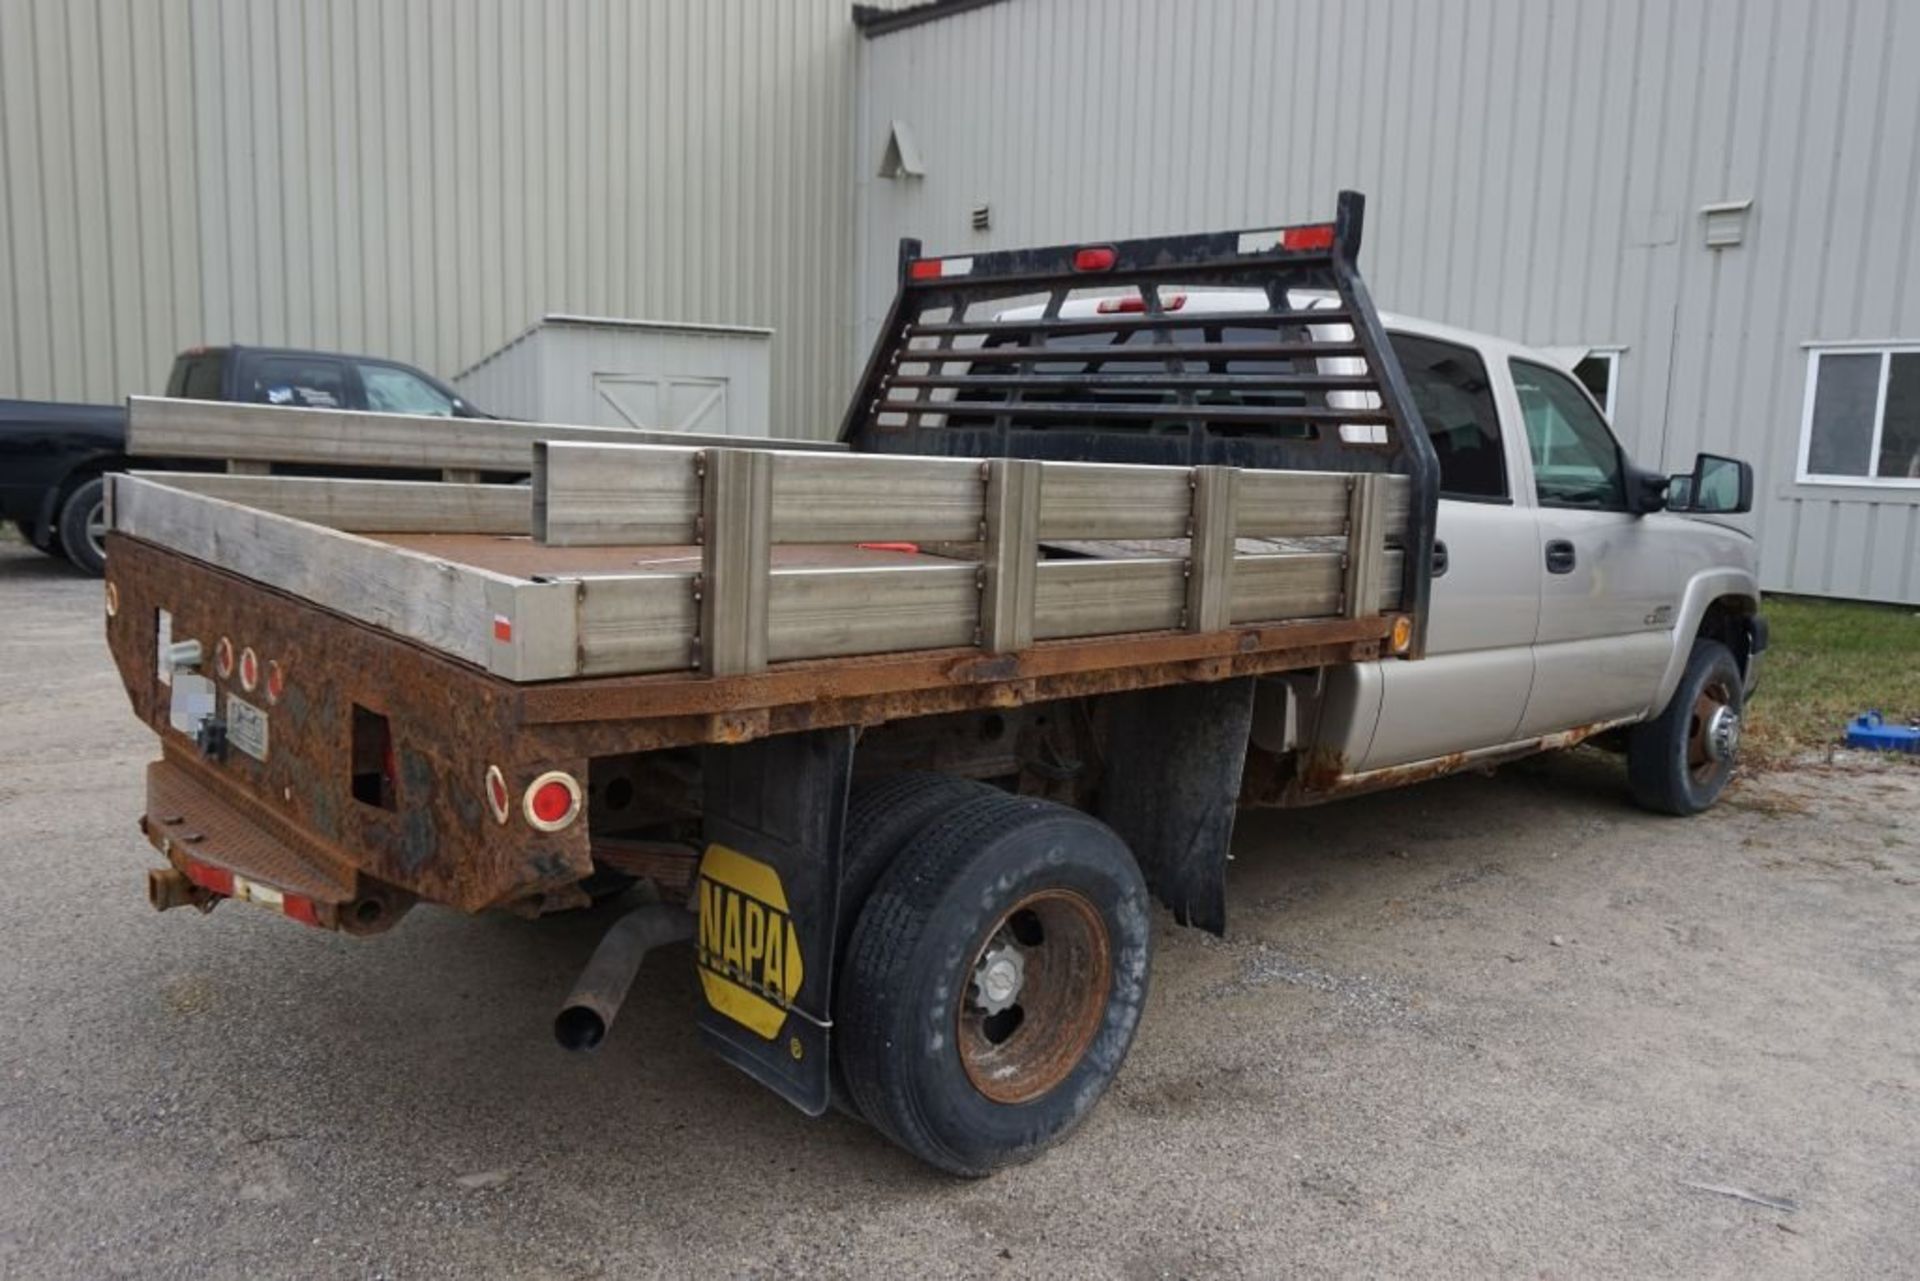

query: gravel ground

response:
[1,542,1916,1280]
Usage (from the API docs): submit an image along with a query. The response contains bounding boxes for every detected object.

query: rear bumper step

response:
[139,758,413,933]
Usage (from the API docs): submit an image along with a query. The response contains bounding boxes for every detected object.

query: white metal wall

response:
[857,0,1920,603]
[0,0,858,438]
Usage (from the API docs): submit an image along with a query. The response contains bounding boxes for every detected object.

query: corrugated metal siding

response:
[0,0,857,438]
[856,0,1920,602]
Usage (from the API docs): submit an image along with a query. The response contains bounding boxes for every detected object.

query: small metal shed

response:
[453,315,774,436]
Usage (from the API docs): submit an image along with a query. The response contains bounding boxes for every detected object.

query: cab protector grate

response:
[840,188,1440,654]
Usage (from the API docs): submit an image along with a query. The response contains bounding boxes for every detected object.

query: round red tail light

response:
[214,637,235,679]
[238,646,259,691]
[265,659,286,703]
[523,771,582,832]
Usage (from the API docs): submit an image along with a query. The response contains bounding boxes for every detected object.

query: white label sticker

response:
[227,693,270,762]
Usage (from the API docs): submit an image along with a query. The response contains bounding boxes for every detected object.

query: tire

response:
[14,519,65,559]
[829,773,1001,1116]
[1627,638,1744,816]
[838,792,1151,1176]
[56,476,108,576]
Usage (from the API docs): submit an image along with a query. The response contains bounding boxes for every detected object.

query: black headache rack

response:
[840,188,1440,652]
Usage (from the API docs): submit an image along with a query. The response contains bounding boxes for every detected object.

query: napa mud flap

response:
[696,727,854,1116]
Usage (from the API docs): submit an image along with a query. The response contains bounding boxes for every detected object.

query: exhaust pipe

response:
[554,902,696,1053]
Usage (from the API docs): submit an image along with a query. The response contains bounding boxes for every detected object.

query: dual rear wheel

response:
[834,776,1150,1176]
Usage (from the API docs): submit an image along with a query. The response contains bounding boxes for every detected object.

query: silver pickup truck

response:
[1297,307,1763,818]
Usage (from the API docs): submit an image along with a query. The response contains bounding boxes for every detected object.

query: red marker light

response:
[523,771,583,832]
[484,766,511,825]
[1282,223,1336,252]
[1073,246,1117,272]
[265,659,286,704]
[238,647,259,692]
[215,637,235,679]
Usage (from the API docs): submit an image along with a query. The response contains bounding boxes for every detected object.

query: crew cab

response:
[0,345,484,574]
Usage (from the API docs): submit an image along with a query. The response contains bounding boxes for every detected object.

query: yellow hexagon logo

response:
[696,842,805,1040]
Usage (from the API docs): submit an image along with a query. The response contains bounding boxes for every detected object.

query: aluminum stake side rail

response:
[103,190,1439,1172]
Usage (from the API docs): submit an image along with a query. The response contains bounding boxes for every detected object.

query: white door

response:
[1505,357,1676,736]
[1361,332,1542,770]
[593,373,730,433]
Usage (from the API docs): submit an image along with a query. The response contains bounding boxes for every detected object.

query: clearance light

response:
[238,646,259,692]
[1073,245,1117,272]
[485,766,511,825]
[1282,223,1336,252]
[1391,615,1414,653]
[523,770,583,833]
[214,637,235,679]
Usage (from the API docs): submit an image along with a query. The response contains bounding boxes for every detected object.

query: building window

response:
[1572,350,1620,419]
[1799,346,1920,485]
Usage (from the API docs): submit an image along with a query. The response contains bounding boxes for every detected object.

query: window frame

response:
[1387,329,1513,506]
[1796,343,1920,489]
[1508,356,1630,513]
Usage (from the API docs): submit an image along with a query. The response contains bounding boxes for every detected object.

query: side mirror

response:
[1668,452,1753,514]
[1625,466,1669,515]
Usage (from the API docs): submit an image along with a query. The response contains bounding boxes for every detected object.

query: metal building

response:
[0,0,858,438]
[855,0,1920,604]
[2,0,1915,601]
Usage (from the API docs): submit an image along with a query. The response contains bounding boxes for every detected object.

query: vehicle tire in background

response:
[56,476,108,576]
[1627,638,1744,816]
[837,791,1150,1176]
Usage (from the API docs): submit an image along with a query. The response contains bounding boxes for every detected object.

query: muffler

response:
[554,902,695,1053]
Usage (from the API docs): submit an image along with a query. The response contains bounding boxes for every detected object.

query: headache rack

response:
[844,188,1439,649]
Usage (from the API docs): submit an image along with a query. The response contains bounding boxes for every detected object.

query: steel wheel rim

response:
[1687,677,1738,783]
[85,498,107,562]
[956,887,1110,1105]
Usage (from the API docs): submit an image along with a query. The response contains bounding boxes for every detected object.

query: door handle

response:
[1431,540,1449,577]
[1545,539,1576,574]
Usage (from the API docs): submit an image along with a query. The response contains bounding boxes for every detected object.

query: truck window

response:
[1388,333,1507,501]
[170,355,226,401]
[357,362,457,416]
[241,355,349,409]
[1510,358,1626,510]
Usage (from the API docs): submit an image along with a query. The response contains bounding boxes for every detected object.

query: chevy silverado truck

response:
[0,344,485,574]
[101,193,1761,1175]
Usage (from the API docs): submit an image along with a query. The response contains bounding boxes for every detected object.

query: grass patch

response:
[1746,594,1920,765]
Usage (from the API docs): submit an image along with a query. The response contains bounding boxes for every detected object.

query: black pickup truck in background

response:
[0,345,486,575]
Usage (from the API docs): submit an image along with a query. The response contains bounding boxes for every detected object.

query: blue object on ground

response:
[1844,711,1920,753]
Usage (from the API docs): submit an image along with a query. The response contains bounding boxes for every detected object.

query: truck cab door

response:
[1355,333,1542,771]
[1505,358,1676,736]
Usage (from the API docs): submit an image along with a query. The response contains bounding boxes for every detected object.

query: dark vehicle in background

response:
[0,345,486,575]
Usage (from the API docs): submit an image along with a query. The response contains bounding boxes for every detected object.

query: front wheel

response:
[837,792,1150,1176]
[1627,638,1744,815]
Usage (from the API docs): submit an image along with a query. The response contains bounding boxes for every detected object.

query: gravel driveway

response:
[1,543,1914,1279]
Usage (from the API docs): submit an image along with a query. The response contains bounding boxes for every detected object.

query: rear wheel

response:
[1627,639,1743,815]
[57,477,108,576]
[838,792,1150,1175]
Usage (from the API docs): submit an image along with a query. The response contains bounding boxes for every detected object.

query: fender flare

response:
[1646,568,1760,715]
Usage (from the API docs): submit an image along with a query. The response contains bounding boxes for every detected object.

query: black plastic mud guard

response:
[696,727,855,1116]
[1097,677,1256,936]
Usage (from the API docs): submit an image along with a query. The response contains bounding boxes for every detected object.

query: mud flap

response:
[1097,677,1255,935]
[696,727,854,1116]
